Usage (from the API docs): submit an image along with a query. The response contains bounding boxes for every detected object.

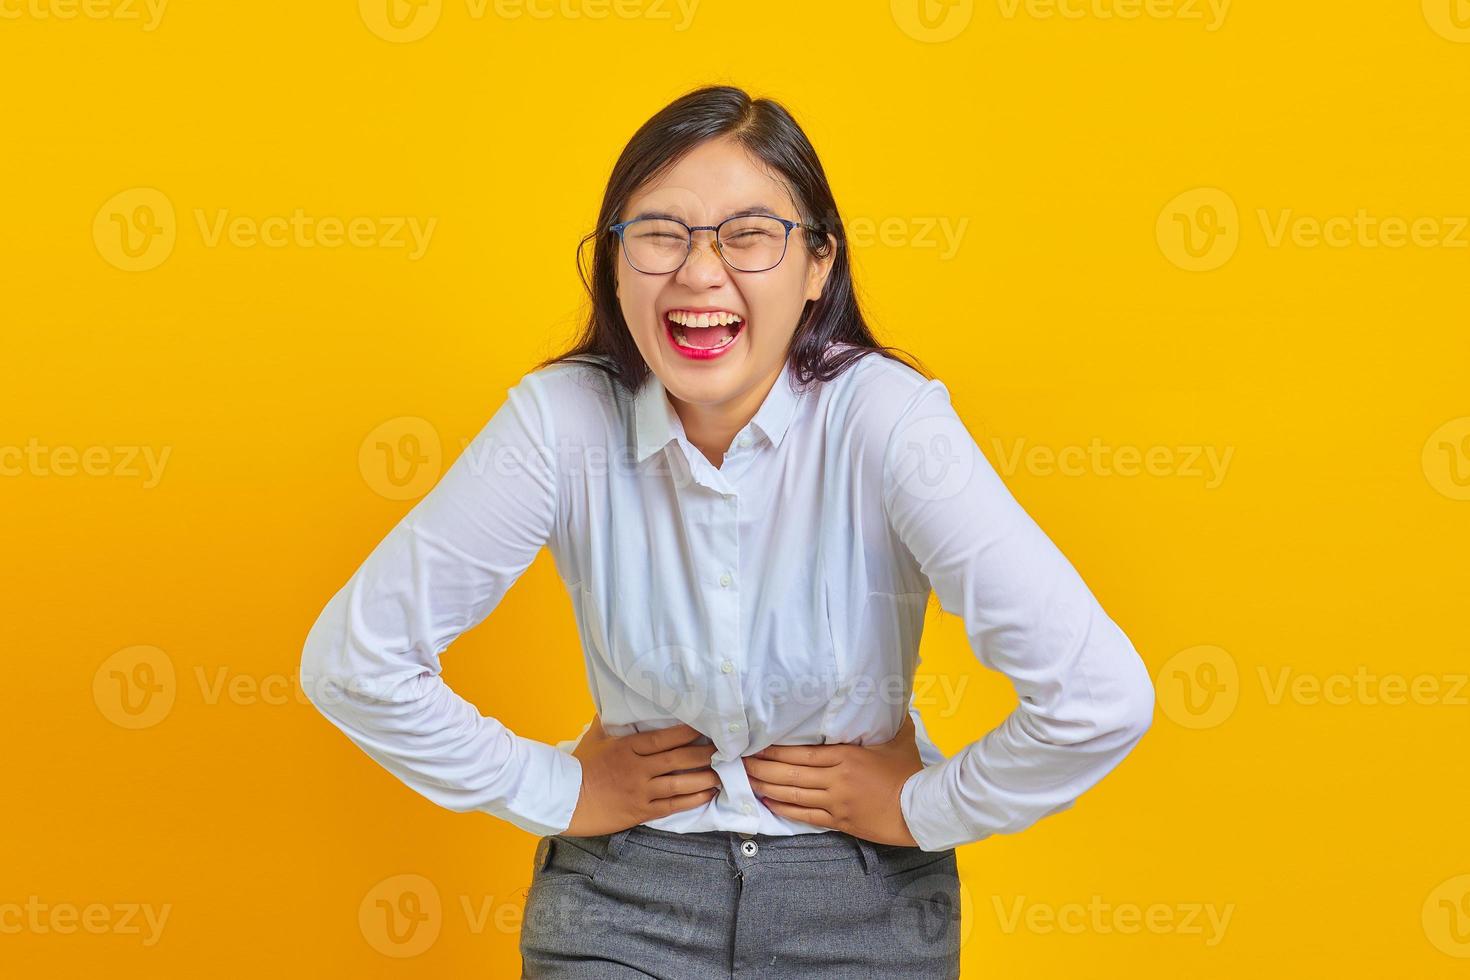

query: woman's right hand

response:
[563,716,722,837]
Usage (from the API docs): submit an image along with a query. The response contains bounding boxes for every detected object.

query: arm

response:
[884,380,1155,851]
[299,375,582,838]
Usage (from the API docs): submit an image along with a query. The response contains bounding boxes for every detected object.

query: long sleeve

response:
[300,375,582,838]
[885,380,1155,851]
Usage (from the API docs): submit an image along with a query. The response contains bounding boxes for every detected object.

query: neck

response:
[669,362,784,469]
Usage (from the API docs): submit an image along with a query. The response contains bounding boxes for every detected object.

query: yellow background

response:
[3,0,1468,975]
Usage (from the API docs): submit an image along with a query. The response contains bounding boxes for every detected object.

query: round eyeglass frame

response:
[608,214,811,274]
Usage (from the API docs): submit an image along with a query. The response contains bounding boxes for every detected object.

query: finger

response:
[654,786,720,816]
[760,798,836,828]
[742,756,829,789]
[651,743,719,773]
[747,776,834,811]
[630,723,704,755]
[648,767,722,800]
[753,743,844,767]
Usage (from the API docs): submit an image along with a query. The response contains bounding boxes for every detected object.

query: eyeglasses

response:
[608,214,810,274]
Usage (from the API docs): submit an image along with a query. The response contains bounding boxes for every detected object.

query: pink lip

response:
[663,312,745,361]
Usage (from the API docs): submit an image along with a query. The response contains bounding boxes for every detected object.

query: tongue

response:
[681,323,735,348]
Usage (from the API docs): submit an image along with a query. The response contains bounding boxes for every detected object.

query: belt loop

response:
[605,827,635,859]
[853,836,880,876]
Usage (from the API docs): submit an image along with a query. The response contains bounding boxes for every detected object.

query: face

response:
[614,136,836,414]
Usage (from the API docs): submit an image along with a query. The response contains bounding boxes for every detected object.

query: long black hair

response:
[537,85,928,393]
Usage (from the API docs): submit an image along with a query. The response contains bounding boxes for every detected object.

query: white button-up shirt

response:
[301,343,1154,851]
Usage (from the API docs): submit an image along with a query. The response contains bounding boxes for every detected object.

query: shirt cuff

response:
[492,734,583,838]
[554,720,593,756]
[900,757,975,852]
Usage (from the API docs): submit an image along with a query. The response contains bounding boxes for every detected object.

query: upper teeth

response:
[669,310,743,328]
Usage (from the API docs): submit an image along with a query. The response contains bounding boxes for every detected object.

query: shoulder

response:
[820,344,952,451]
[504,354,626,436]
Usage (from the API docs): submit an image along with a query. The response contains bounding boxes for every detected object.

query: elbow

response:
[299,632,335,718]
[1108,649,1156,747]
[1090,617,1156,747]
[1118,672,1155,746]
[299,595,352,719]
[298,588,422,722]
[299,640,328,713]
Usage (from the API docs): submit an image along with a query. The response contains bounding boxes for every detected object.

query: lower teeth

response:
[673,325,737,350]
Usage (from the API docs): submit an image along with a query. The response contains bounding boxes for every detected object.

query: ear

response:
[803,232,838,303]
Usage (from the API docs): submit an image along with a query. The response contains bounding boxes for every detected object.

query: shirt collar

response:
[634,359,802,464]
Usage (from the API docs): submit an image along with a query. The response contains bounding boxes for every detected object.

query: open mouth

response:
[664,309,745,359]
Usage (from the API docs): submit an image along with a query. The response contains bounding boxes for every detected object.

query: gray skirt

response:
[519,823,961,978]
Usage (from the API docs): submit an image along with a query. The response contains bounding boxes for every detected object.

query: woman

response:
[300,85,1155,978]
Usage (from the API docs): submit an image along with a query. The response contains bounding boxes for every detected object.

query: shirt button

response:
[719,572,732,588]
[727,721,742,733]
[720,660,735,674]
[738,435,752,449]
[741,802,755,815]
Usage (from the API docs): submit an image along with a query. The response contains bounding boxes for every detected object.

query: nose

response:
[675,229,728,288]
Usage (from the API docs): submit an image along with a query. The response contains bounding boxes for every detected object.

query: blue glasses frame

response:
[608,214,811,274]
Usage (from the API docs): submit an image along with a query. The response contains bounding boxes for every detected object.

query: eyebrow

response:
[628,204,785,223]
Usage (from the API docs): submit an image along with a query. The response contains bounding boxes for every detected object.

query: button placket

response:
[710,488,756,821]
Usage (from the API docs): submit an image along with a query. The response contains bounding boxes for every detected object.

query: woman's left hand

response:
[742,713,925,846]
